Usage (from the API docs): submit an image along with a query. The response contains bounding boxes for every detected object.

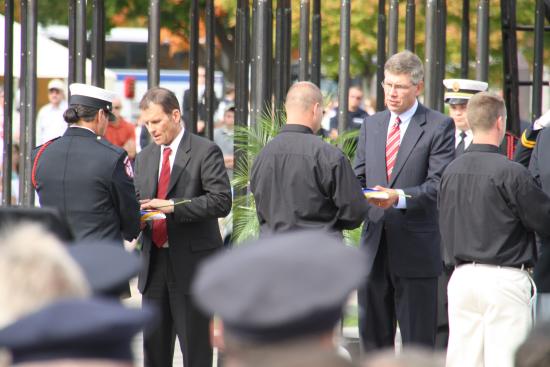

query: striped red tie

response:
[386,116,401,182]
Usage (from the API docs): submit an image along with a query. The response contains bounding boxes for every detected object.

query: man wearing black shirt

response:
[328,86,369,139]
[439,92,550,367]
[250,81,367,236]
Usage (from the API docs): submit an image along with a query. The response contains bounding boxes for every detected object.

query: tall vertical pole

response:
[250,0,273,127]
[376,0,387,112]
[235,0,250,199]
[424,0,438,109]
[388,0,399,56]
[275,0,291,108]
[311,0,321,87]
[436,0,447,112]
[20,0,37,205]
[475,0,489,82]
[532,0,544,120]
[75,0,86,83]
[299,0,310,81]
[405,0,415,52]
[68,0,76,86]
[147,0,160,88]
[460,0,470,78]
[91,0,105,87]
[337,0,350,135]
[189,0,200,134]
[3,0,14,206]
[205,0,216,141]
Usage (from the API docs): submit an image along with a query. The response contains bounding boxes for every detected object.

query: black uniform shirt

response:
[33,127,140,243]
[250,124,367,236]
[329,108,369,131]
[438,144,550,267]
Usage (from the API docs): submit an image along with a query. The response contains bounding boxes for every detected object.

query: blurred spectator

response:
[364,96,377,115]
[213,106,235,180]
[36,79,68,145]
[0,298,154,367]
[182,66,219,136]
[214,84,235,126]
[0,223,90,328]
[329,86,368,139]
[104,97,136,160]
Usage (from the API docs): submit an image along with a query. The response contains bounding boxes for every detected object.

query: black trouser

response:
[358,234,438,352]
[143,247,212,367]
[435,265,454,349]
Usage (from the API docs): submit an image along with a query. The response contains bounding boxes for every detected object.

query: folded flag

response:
[140,210,166,223]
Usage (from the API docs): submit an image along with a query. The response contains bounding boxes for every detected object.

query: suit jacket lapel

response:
[374,111,391,186]
[389,104,426,186]
[167,130,191,195]
[144,144,161,199]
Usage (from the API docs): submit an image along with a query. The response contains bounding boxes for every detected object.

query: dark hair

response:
[139,87,181,115]
[63,105,100,124]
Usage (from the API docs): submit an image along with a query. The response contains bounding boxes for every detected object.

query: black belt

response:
[456,261,532,271]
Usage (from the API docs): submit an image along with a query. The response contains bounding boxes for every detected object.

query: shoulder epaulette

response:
[520,129,537,149]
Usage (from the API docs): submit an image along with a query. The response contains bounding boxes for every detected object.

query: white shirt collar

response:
[163,124,185,153]
[390,99,418,124]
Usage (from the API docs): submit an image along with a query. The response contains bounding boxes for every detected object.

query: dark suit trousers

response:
[358,233,438,352]
[143,247,212,367]
[435,265,453,349]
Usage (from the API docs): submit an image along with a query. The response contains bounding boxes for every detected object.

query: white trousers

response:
[446,264,535,367]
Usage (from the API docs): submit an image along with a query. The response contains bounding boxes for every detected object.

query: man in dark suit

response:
[353,50,455,351]
[134,87,232,367]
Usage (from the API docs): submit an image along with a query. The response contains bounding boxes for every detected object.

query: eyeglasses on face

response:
[381,81,415,92]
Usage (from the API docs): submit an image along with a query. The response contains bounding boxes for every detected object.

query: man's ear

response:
[172,109,181,123]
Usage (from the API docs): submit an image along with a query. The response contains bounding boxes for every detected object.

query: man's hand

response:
[224,155,234,169]
[140,198,174,214]
[534,109,550,130]
[366,185,399,209]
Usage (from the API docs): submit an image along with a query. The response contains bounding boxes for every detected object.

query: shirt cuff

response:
[394,189,407,209]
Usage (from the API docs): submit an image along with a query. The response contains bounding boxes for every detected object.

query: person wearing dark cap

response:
[0,298,154,367]
[192,230,367,367]
[250,81,367,236]
[32,83,140,244]
[134,87,231,367]
[439,92,550,367]
[443,78,488,157]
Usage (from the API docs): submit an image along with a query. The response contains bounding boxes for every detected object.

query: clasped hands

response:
[367,185,400,210]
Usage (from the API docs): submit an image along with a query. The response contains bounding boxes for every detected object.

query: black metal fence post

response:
[189,0,200,134]
[299,0,310,81]
[311,0,321,87]
[337,0,350,135]
[275,0,292,108]
[75,0,86,83]
[2,0,14,206]
[147,0,160,88]
[461,0,470,78]
[205,0,216,141]
[388,0,399,56]
[405,0,415,52]
[376,0,387,112]
[20,0,38,205]
[531,0,544,120]
[424,0,438,109]
[91,0,105,88]
[476,0,489,82]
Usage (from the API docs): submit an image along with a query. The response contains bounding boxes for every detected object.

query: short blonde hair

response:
[0,223,90,327]
[466,92,506,133]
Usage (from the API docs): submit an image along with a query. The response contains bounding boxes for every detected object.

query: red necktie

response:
[386,116,401,182]
[152,147,172,248]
